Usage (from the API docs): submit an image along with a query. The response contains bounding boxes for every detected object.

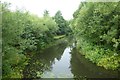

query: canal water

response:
[23,39,119,79]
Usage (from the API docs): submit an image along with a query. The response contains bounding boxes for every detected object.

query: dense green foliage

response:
[71,2,120,70]
[2,1,120,79]
[54,11,71,35]
[2,3,59,78]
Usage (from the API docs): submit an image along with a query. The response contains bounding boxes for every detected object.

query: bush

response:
[71,2,120,70]
[2,2,58,78]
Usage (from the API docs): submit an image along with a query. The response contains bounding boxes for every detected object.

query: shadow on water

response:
[23,37,119,79]
[70,48,119,78]
[23,40,68,78]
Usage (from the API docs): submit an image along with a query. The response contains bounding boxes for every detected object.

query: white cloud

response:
[1,0,85,20]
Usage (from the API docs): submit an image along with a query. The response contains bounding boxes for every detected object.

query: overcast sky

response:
[1,0,85,20]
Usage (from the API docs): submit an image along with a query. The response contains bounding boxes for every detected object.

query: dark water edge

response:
[71,48,119,78]
[22,38,119,79]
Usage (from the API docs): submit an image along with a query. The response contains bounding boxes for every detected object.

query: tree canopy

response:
[71,2,120,70]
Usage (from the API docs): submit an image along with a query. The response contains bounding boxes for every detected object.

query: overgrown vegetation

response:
[2,1,120,79]
[71,2,120,70]
[2,2,70,78]
[54,10,71,35]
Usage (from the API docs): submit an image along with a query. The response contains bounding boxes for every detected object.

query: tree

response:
[54,10,71,35]
[71,2,120,70]
[2,2,58,78]
[43,10,49,17]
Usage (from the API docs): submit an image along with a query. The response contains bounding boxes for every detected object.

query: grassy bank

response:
[76,38,120,70]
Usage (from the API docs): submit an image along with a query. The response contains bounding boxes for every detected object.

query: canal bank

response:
[23,38,119,79]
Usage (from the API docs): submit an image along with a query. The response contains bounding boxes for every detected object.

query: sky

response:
[1,0,85,20]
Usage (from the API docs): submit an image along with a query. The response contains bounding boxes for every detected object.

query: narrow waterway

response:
[41,47,73,78]
[23,39,119,79]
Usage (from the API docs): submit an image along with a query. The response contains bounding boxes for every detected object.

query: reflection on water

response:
[41,47,73,78]
[23,39,119,79]
[70,48,119,78]
[23,42,67,78]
